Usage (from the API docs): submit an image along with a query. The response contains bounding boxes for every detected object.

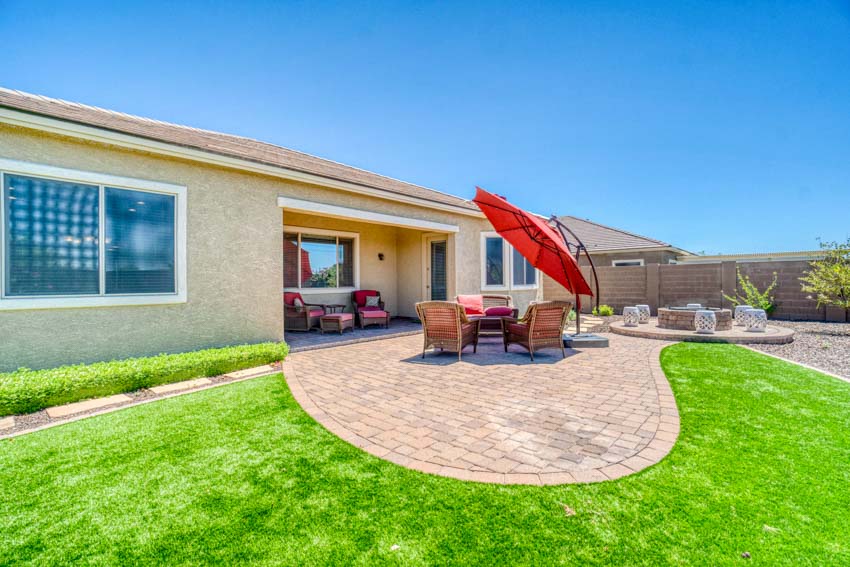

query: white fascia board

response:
[278,196,459,233]
[0,107,484,218]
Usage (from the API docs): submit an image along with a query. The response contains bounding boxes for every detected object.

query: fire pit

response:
[657,307,733,331]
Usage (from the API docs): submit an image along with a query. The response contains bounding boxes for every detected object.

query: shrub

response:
[800,238,850,319]
[723,269,779,315]
[568,309,577,322]
[0,342,289,417]
[593,304,615,316]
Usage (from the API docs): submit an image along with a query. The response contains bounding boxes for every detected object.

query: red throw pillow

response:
[485,306,513,317]
[457,294,484,315]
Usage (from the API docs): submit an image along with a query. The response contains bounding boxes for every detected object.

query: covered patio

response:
[279,196,458,341]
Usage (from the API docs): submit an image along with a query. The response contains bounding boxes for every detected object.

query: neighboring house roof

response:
[556,215,681,253]
[677,250,825,263]
[0,87,478,212]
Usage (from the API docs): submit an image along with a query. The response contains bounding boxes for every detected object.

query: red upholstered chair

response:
[352,290,390,329]
[503,301,572,361]
[284,292,325,332]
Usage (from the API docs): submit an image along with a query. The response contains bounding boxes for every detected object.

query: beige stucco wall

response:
[0,122,542,370]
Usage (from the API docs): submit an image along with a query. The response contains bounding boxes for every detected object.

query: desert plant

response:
[567,308,577,321]
[723,269,778,315]
[592,304,614,316]
[0,341,289,416]
[800,238,850,320]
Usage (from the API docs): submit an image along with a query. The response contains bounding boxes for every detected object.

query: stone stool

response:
[636,304,651,324]
[734,305,753,326]
[694,310,717,334]
[623,306,640,327]
[744,308,767,332]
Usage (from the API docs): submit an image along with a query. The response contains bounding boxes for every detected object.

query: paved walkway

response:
[285,333,679,485]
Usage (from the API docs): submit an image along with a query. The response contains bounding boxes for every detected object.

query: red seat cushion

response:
[361,309,388,318]
[353,290,379,307]
[484,306,513,317]
[308,309,324,317]
[284,292,304,306]
[508,322,529,337]
[323,313,353,321]
[359,305,383,312]
[457,294,484,315]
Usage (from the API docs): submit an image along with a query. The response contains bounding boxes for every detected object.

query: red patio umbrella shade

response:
[473,187,593,298]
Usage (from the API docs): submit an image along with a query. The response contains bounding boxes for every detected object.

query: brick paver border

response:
[283,339,680,485]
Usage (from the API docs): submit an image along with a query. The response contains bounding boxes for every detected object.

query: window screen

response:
[3,174,100,296]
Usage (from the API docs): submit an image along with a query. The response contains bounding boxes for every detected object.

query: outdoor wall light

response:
[378,253,385,261]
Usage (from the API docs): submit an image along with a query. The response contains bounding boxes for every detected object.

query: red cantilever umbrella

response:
[473,186,593,302]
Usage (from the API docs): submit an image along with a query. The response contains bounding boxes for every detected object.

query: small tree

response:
[800,238,850,320]
[723,269,779,315]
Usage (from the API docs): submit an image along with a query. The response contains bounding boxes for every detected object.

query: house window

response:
[481,232,538,289]
[0,160,186,310]
[612,259,644,267]
[283,227,358,291]
[512,247,536,287]
[484,236,504,286]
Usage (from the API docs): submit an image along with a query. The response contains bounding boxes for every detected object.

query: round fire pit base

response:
[657,307,733,331]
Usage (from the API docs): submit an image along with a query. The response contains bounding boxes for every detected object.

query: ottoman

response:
[359,309,391,329]
[320,312,354,334]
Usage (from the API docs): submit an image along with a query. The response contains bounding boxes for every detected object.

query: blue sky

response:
[1,1,848,254]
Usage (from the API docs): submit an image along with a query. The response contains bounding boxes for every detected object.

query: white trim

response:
[0,159,188,311]
[0,107,484,218]
[480,231,539,292]
[277,196,459,233]
[612,259,645,267]
[282,225,360,292]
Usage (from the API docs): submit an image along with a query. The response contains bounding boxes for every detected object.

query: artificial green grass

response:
[0,342,289,416]
[1,343,849,565]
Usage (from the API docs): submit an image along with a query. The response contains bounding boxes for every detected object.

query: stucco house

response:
[0,88,543,371]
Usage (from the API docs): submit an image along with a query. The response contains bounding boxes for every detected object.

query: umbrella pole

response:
[575,295,581,335]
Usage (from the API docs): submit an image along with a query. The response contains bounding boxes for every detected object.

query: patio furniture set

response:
[416,294,573,361]
[284,290,391,335]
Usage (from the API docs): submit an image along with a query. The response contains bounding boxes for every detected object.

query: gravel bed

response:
[747,320,850,380]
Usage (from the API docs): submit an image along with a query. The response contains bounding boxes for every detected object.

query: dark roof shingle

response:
[0,87,478,211]
[557,215,671,251]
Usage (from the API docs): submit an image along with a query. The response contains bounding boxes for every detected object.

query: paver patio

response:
[284,333,679,485]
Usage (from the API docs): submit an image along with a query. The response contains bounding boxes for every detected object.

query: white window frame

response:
[283,225,360,295]
[612,259,645,267]
[480,231,539,291]
[0,158,187,311]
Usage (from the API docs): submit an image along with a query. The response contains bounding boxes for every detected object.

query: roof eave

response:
[0,105,485,218]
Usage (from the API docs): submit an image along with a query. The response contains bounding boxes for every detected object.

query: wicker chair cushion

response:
[457,294,484,315]
[353,290,379,307]
[323,313,353,321]
[283,292,304,306]
[359,306,383,312]
[484,306,513,316]
[308,309,324,317]
[361,309,389,319]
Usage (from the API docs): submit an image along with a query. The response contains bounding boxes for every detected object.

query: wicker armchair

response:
[284,292,325,332]
[352,289,390,328]
[416,301,480,360]
[503,301,573,360]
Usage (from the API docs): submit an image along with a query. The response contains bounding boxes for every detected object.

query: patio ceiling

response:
[278,196,459,233]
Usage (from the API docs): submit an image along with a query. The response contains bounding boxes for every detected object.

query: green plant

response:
[567,308,577,321]
[723,269,778,315]
[0,342,289,416]
[800,238,850,319]
[592,304,614,316]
